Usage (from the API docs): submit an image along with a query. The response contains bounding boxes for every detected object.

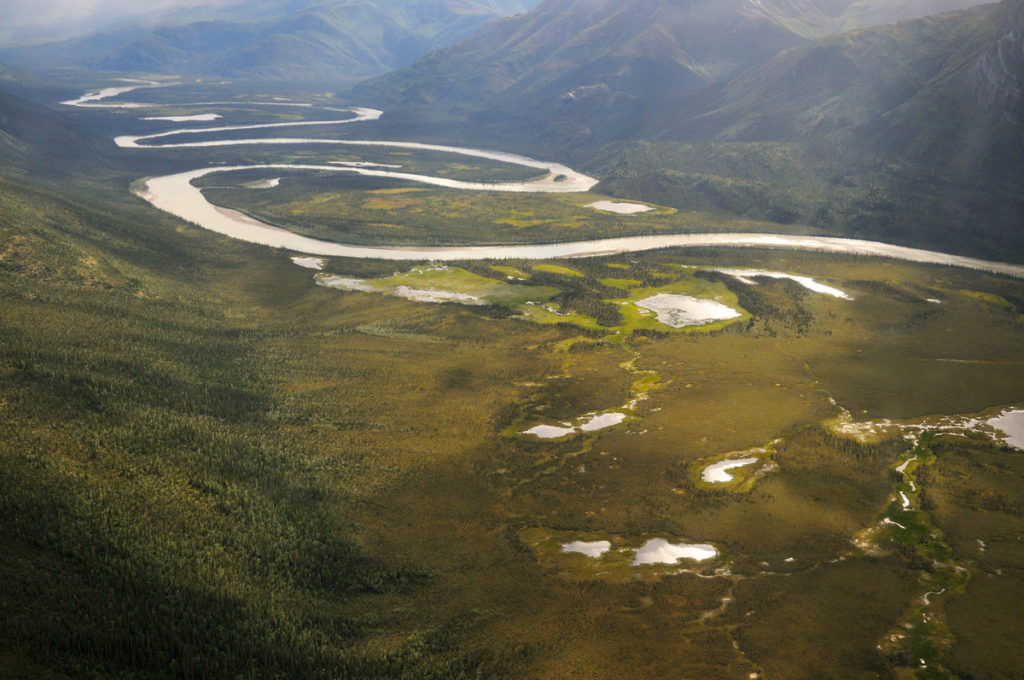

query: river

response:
[66,82,1024,274]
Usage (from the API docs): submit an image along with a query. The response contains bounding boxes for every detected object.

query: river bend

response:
[66,82,1024,275]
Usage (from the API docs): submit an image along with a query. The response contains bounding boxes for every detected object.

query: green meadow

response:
[199,175,778,247]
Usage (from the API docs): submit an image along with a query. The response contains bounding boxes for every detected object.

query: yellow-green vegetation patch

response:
[363,197,415,210]
[533,263,583,277]
[605,263,631,270]
[517,303,604,330]
[317,264,559,308]
[519,527,725,583]
[494,209,550,228]
[600,278,644,290]
[958,289,1015,309]
[614,272,749,333]
[490,265,530,280]
[553,335,605,353]
[628,364,663,398]
[493,217,551,227]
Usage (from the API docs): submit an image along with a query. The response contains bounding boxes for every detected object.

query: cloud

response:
[0,0,215,45]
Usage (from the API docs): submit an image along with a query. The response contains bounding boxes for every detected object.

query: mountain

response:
[591,0,1024,260]
[877,0,1024,175]
[352,0,992,132]
[631,0,1024,186]
[655,0,1021,153]
[0,87,108,176]
[345,0,1021,259]
[0,0,542,82]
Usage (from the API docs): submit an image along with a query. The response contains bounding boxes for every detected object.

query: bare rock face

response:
[971,0,1024,122]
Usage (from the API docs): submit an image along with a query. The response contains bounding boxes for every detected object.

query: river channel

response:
[66,82,1024,275]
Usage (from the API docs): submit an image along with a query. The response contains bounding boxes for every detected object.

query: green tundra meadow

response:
[2,72,1024,679]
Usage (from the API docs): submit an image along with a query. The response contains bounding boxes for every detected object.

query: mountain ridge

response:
[586,0,1024,260]
[0,0,542,82]
[352,0,994,121]
[0,87,110,176]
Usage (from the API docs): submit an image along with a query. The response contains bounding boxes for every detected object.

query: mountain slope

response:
[0,115,488,680]
[0,0,542,82]
[352,0,992,133]
[356,0,819,110]
[0,88,108,176]
[592,0,1024,260]
[652,0,1023,177]
[878,0,1024,175]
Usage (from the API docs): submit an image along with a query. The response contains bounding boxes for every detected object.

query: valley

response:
[1,71,1023,679]
[2,0,1024,677]
[69,80,1024,277]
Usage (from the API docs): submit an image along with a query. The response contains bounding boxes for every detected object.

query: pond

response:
[634,294,741,328]
[701,457,760,483]
[632,539,718,565]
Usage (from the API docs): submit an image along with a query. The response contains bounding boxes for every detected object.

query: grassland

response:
[314,261,749,336]
[4,74,1024,679]
[6,164,1024,678]
[190,148,546,184]
[201,178,703,247]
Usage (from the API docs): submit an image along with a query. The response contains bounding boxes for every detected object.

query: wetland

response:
[2,74,1024,680]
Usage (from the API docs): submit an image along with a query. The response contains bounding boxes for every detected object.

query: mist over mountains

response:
[655,0,1024,165]
[0,0,541,82]
[353,0,994,125]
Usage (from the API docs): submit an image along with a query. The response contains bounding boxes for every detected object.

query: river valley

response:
[67,82,1024,276]
[25,76,1023,680]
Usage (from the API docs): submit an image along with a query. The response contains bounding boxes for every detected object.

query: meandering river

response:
[66,83,1024,275]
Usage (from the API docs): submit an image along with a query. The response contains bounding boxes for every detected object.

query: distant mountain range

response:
[652,0,1024,167]
[595,0,1024,259]
[2,0,1020,259]
[353,0,993,125]
[0,0,541,82]
[350,0,1022,259]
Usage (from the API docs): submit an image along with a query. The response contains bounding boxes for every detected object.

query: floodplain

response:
[2,74,1024,680]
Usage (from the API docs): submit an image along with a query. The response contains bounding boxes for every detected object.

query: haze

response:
[0,0,209,44]
[1,0,1023,677]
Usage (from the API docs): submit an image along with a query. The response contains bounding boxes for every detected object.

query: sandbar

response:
[587,201,653,214]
